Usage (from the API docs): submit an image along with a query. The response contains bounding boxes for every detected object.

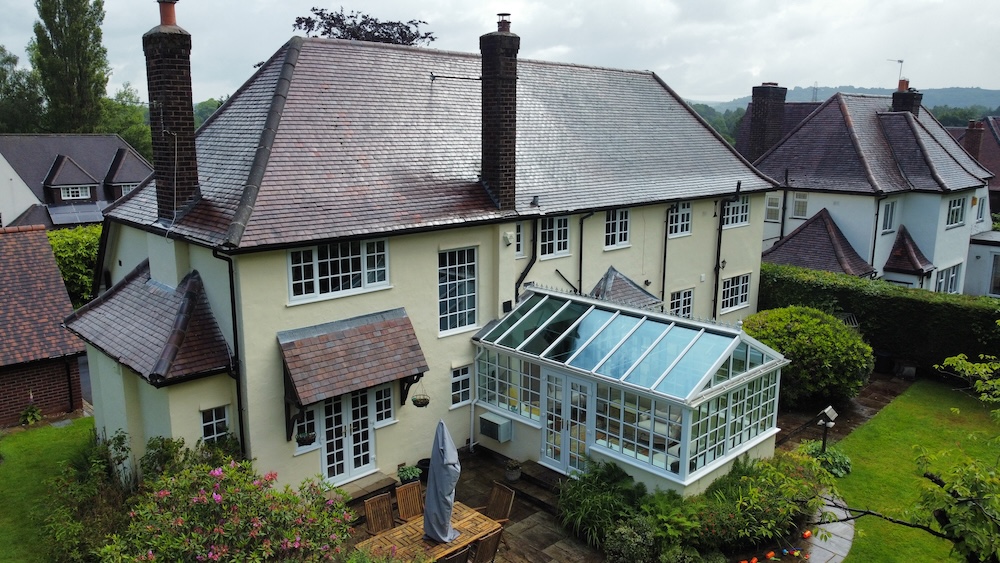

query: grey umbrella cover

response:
[424,419,462,542]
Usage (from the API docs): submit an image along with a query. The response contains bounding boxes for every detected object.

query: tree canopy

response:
[293,6,436,46]
[97,82,152,161]
[0,45,45,133]
[29,0,109,132]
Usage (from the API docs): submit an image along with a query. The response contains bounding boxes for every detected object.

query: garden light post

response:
[818,406,838,453]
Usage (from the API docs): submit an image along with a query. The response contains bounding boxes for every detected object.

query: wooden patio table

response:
[356,501,501,561]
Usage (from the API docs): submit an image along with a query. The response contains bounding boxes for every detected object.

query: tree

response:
[97,82,152,161]
[0,45,45,133]
[194,96,227,129]
[929,105,991,127]
[293,6,436,46]
[47,224,101,308]
[29,0,110,132]
[742,306,873,405]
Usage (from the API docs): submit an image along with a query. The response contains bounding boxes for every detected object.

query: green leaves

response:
[47,224,101,308]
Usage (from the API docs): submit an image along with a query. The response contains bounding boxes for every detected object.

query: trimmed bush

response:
[47,224,101,308]
[743,305,873,404]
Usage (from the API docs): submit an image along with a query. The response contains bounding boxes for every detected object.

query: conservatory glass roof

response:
[474,288,784,403]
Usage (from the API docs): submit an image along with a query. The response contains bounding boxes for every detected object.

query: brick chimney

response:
[747,82,787,163]
[480,13,519,211]
[891,78,922,116]
[962,120,985,160]
[143,0,200,225]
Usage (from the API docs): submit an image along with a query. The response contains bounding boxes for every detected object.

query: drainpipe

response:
[713,182,741,319]
[212,248,247,456]
[779,170,789,239]
[578,211,594,294]
[514,218,538,301]
[870,192,887,272]
[65,357,76,413]
[660,205,674,311]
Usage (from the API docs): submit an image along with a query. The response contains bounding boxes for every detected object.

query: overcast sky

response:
[3,0,999,105]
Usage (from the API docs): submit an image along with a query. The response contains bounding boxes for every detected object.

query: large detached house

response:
[739,81,993,294]
[0,135,152,228]
[66,1,784,495]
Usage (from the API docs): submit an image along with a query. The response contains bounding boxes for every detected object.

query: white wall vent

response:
[479,412,512,443]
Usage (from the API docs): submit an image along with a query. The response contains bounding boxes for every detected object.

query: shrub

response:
[139,434,243,481]
[98,460,354,562]
[603,514,658,563]
[797,439,853,477]
[397,465,421,482]
[558,458,647,548]
[47,224,102,307]
[639,489,699,548]
[743,305,873,404]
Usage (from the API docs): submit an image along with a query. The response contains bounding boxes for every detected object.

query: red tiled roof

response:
[278,308,428,406]
[106,37,775,250]
[762,208,876,277]
[883,225,935,275]
[0,225,84,367]
[64,260,232,385]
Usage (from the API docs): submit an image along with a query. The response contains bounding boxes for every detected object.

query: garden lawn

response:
[0,417,94,563]
[837,377,999,562]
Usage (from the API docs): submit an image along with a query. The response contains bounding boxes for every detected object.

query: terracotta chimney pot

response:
[158,0,178,26]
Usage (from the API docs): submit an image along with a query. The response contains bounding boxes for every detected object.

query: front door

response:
[540,372,591,474]
[323,390,374,483]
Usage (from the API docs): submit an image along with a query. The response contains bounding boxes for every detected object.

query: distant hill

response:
[703,86,1000,113]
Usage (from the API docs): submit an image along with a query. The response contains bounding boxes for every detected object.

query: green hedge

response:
[758,263,1000,370]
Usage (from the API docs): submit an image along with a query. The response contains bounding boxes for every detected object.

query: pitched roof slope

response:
[0,226,84,366]
[64,261,231,386]
[756,94,992,196]
[883,225,935,275]
[0,135,152,202]
[950,117,1000,185]
[589,266,662,309]
[107,37,774,250]
[762,208,876,276]
[735,101,822,158]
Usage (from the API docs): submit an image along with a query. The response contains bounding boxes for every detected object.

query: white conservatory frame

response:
[472,286,787,487]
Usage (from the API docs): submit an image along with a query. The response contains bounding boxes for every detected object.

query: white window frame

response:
[669,288,694,318]
[451,365,472,407]
[438,247,478,334]
[120,184,138,197]
[791,192,808,219]
[372,383,394,427]
[935,263,961,294]
[60,185,92,200]
[201,405,229,443]
[288,239,389,301]
[720,273,751,311]
[294,407,319,452]
[514,222,524,258]
[476,351,542,422]
[668,202,692,237]
[882,200,897,233]
[604,209,630,249]
[764,195,781,223]
[946,197,966,227]
[977,197,987,223]
[540,216,570,258]
[722,196,750,228]
[989,254,1000,297]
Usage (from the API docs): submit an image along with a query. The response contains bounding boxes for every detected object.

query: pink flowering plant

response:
[98,460,354,562]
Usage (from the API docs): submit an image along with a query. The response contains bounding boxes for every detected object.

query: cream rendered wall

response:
[166,375,238,445]
[104,224,152,286]
[88,344,164,462]
[232,224,514,486]
[88,344,126,443]
[0,155,38,227]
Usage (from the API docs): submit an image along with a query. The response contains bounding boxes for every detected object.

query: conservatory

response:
[472,287,787,489]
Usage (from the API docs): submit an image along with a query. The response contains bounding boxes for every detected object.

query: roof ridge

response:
[150,271,203,383]
[839,94,884,194]
[0,225,46,234]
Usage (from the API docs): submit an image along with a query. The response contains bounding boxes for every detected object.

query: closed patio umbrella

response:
[423,419,461,542]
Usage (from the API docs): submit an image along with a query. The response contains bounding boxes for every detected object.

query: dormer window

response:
[61,186,92,200]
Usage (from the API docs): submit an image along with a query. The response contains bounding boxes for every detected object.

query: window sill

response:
[667,232,692,239]
[373,419,397,430]
[288,283,393,307]
[438,324,481,339]
[721,223,749,230]
[449,401,472,411]
[539,252,571,261]
[720,303,750,315]
[294,443,321,457]
[603,243,631,252]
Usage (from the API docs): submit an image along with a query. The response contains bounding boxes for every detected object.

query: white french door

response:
[540,372,592,474]
[322,390,375,483]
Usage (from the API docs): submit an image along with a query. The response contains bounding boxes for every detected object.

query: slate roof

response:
[761,208,876,277]
[0,226,84,367]
[277,308,429,406]
[883,225,935,275]
[0,135,153,204]
[755,94,992,195]
[106,36,775,251]
[734,101,822,159]
[63,261,232,386]
[588,266,662,309]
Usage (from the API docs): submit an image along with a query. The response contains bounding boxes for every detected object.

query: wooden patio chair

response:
[394,480,424,523]
[475,481,515,525]
[438,544,472,563]
[363,492,395,536]
[470,527,504,563]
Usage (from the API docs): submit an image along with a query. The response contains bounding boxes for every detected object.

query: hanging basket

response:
[411,394,431,408]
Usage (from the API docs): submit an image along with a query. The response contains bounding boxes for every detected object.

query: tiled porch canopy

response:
[473,287,787,483]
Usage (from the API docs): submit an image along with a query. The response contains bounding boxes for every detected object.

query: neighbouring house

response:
[738,81,993,294]
[0,134,153,229]
[65,2,784,496]
[0,225,85,426]
[948,117,1000,213]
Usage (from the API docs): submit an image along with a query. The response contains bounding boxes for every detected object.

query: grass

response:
[0,417,94,563]
[836,377,1000,562]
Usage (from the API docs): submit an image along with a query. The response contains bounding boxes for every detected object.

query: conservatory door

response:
[540,372,591,474]
[322,390,375,484]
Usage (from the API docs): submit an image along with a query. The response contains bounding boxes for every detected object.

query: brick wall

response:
[480,23,520,211]
[0,357,82,427]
